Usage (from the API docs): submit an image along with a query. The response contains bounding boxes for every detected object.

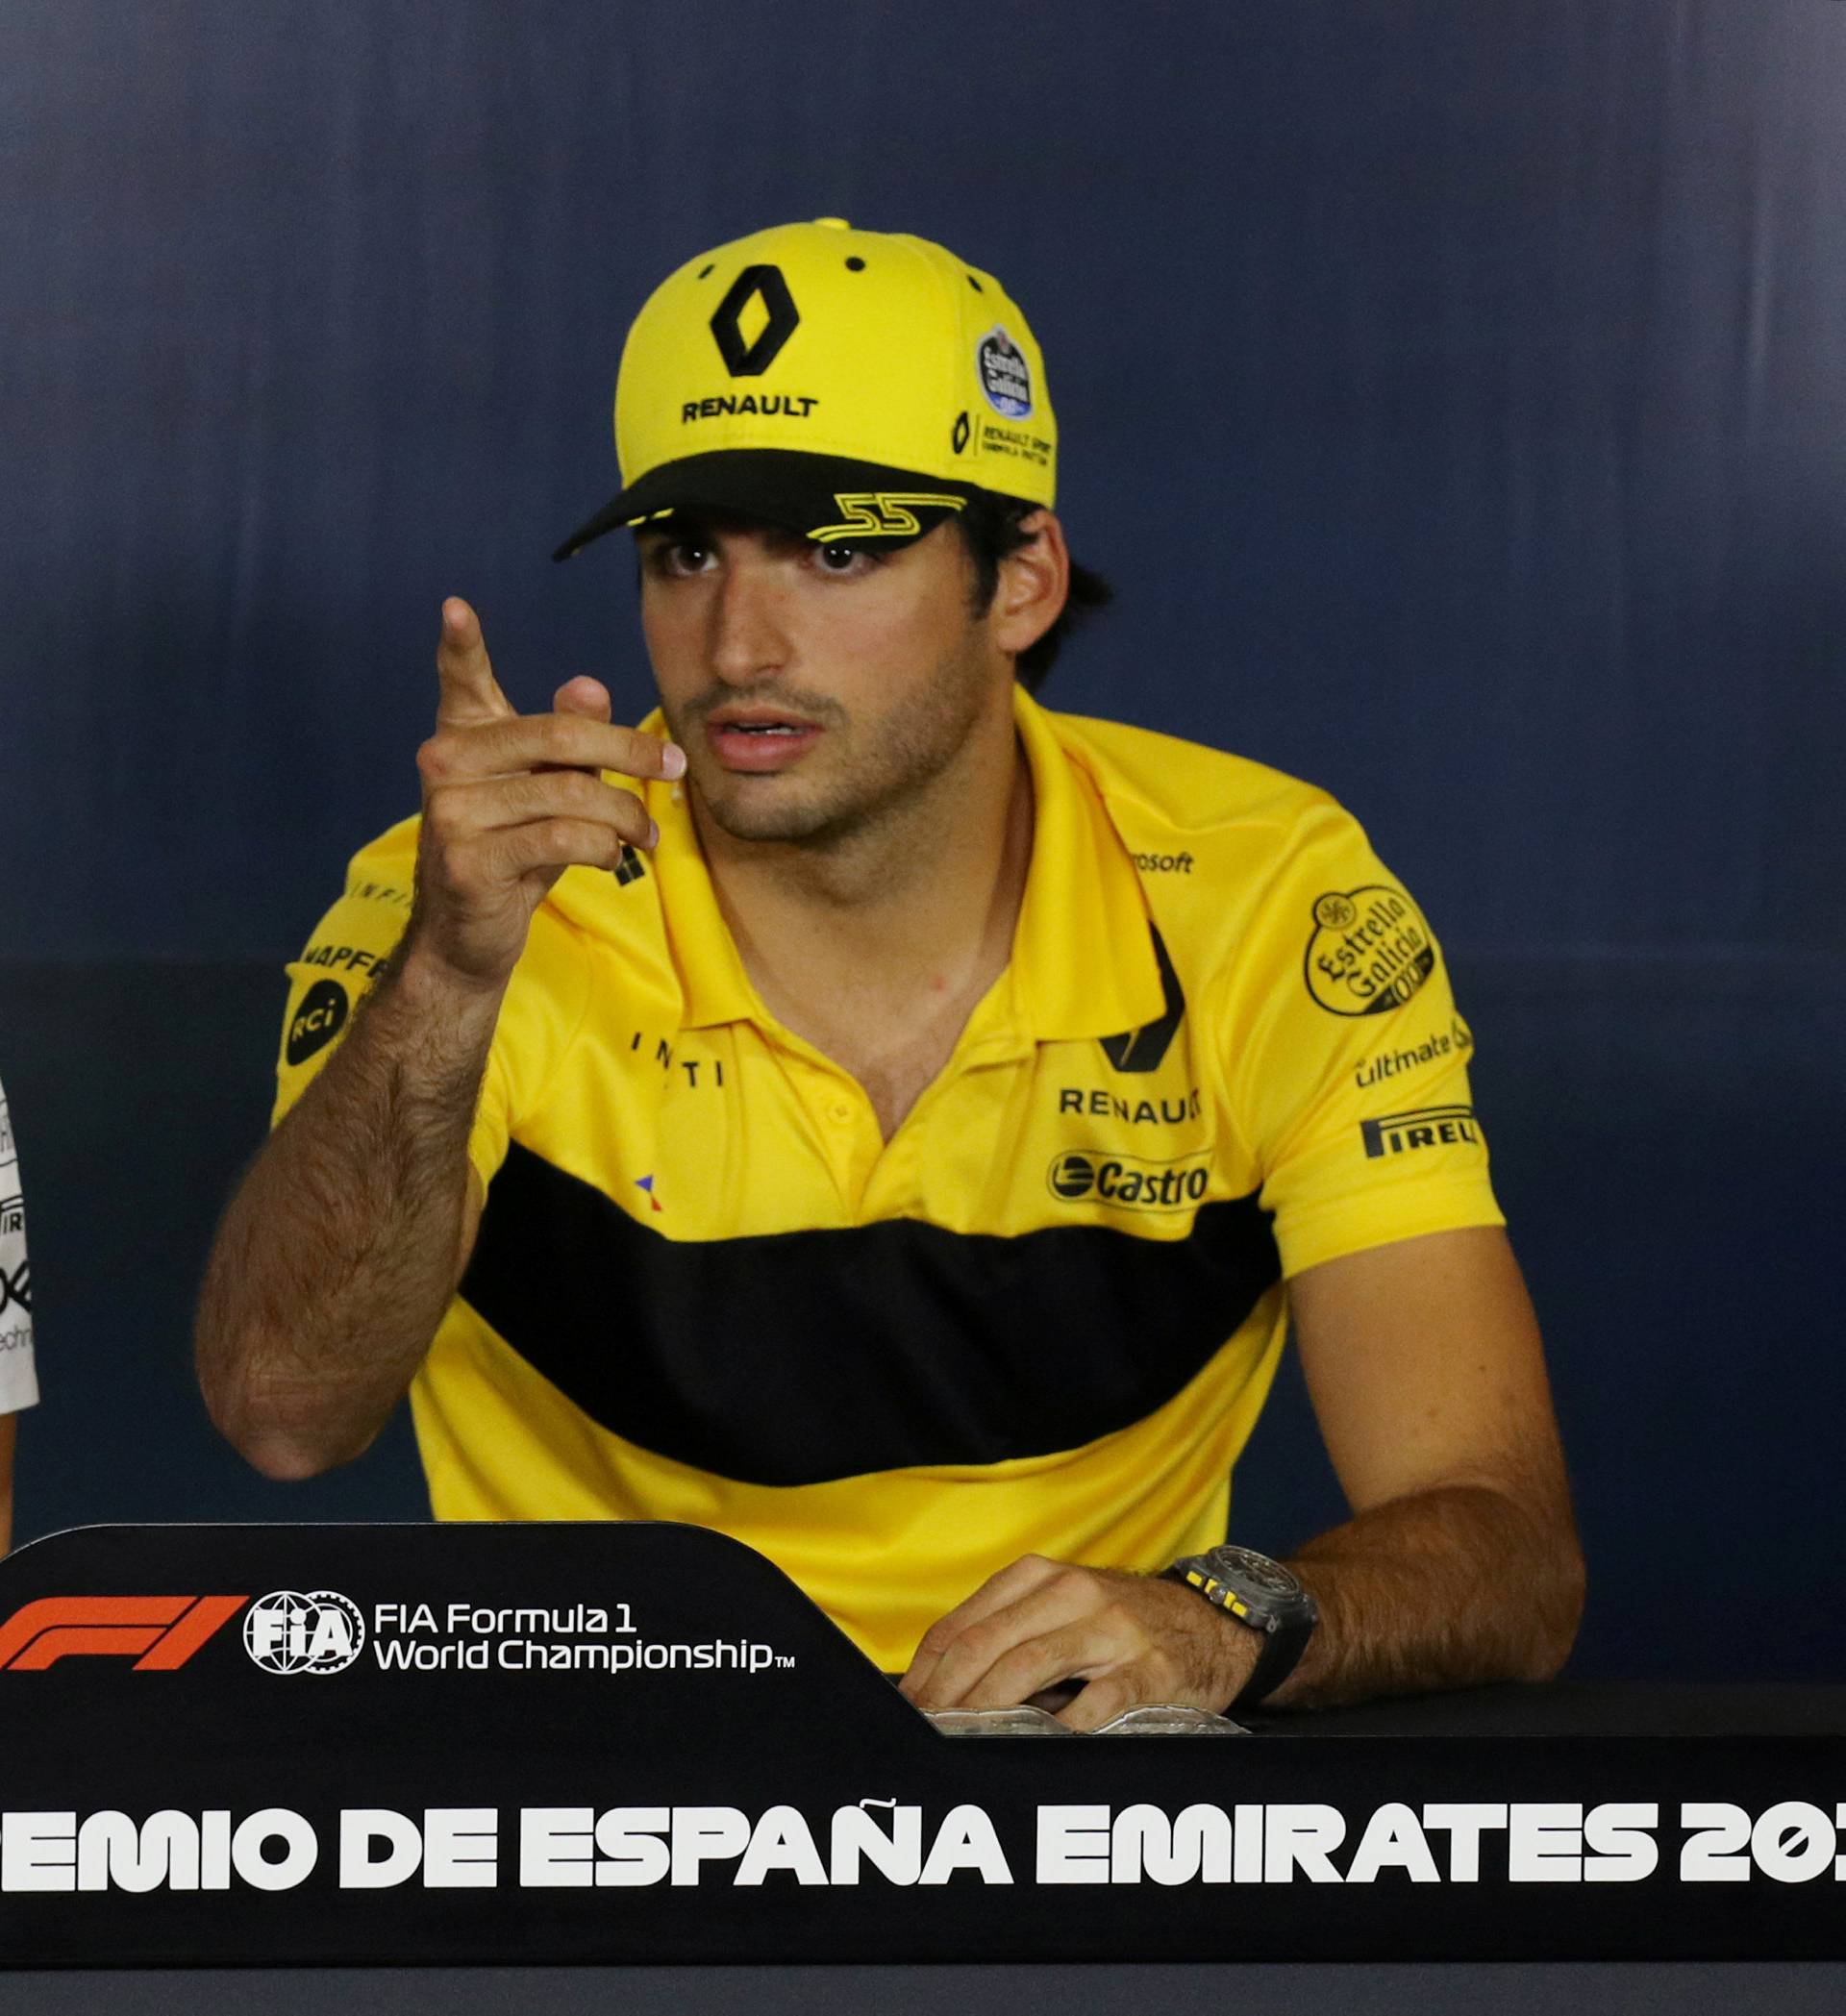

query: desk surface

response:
[7,1962,1846,2015]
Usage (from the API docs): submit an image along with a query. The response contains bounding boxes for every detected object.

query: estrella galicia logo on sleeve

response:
[286,979,349,1065]
[1360,1105,1481,1159]
[977,327,1033,418]
[1305,886,1436,1016]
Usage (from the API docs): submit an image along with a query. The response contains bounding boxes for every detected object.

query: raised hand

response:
[408,598,685,992]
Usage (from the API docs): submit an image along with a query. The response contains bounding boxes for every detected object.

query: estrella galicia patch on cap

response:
[1304,885,1436,1016]
[286,979,349,1064]
[977,326,1033,418]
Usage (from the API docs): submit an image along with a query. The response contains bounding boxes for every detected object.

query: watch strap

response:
[1166,1551,1317,1709]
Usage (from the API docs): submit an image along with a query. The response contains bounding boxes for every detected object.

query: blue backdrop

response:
[2,0,1841,1680]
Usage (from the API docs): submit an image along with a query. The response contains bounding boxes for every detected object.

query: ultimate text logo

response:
[0,1596,247,1671]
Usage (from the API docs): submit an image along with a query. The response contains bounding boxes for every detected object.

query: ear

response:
[988,510,1070,659]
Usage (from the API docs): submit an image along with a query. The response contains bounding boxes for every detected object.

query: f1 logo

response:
[0,1596,248,1671]
[709,263,800,377]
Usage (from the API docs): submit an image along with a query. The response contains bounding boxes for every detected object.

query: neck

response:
[693,696,1035,1030]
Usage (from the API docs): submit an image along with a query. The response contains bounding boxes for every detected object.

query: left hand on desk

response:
[899,1554,1260,1730]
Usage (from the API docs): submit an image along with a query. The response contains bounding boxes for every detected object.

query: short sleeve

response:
[0,1074,40,1413]
[1222,799,1504,1279]
[270,821,592,1199]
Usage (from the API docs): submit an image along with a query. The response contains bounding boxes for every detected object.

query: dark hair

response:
[953,491,1112,692]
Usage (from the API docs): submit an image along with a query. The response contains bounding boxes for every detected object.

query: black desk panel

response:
[0,1524,1840,1972]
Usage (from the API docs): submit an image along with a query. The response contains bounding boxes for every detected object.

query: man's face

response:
[636,514,1007,846]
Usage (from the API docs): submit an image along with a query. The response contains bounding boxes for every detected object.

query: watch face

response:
[1211,1547,1302,1601]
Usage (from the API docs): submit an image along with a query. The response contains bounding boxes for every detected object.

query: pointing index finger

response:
[436,597,512,727]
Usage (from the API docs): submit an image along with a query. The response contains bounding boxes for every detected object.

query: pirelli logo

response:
[1360,1105,1481,1160]
[0,1596,248,1671]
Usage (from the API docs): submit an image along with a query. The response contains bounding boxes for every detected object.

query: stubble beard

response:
[671,631,998,855]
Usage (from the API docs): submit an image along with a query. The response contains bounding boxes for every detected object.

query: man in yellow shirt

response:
[197,220,1582,1725]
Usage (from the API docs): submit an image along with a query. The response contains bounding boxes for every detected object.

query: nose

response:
[707,556,790,687]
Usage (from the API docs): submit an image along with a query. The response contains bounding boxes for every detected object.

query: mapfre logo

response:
[0,1596,247,1671]
[243,1590,365,1676]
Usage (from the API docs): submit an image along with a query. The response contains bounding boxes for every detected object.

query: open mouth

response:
[704,712,824,772]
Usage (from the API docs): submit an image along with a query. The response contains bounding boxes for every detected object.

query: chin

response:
[700,777,855,844]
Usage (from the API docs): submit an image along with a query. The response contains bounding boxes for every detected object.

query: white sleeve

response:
[0,1075,40,1413]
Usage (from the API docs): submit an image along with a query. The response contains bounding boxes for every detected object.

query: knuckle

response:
[415,734,452,782]
[538,713,582,764]
[510,770,561,818]
[988,1646,1046,1695]
[553,768,598,812]
[959,1621,1005,1663]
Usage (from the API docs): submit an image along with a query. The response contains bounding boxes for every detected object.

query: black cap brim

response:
[552,450,979,561]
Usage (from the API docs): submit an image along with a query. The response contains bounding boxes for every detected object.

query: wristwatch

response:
[1164,1544,1318,1709]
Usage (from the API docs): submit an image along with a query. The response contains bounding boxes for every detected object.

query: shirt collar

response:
[594,689,1165,1040]
[1007,685,1166,1039]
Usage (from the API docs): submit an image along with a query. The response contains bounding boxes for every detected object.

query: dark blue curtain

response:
[2,0,1841,1679]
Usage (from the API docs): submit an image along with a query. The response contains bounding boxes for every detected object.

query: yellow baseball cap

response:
[553,217,1058,560]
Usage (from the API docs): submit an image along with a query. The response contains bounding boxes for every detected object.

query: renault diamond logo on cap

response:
[710,264,800,377]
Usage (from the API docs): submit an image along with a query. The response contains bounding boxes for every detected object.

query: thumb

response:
[552,675,613,726]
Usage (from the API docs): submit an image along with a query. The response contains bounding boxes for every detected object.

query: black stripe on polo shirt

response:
[459,1142,1282,1487]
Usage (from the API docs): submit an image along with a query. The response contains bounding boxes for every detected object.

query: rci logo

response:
[1046,1151,1210,1212]
[285,979,348,1065]
[244,1590,365,1676]
[0,1596,248,1671]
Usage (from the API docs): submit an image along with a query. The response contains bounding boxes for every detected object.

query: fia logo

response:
[243,1590,365,1676]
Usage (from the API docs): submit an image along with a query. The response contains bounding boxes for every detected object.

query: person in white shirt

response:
[0,1075,40,1553]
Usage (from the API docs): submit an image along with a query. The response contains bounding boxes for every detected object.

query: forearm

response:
[195,945,500,1479]
[1270,1481,1584,1710]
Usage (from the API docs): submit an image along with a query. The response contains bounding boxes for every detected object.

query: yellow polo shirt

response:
[273,688,1501,1670]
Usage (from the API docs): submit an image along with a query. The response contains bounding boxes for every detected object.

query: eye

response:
[812,541,878,576]
[645,538,713,578]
